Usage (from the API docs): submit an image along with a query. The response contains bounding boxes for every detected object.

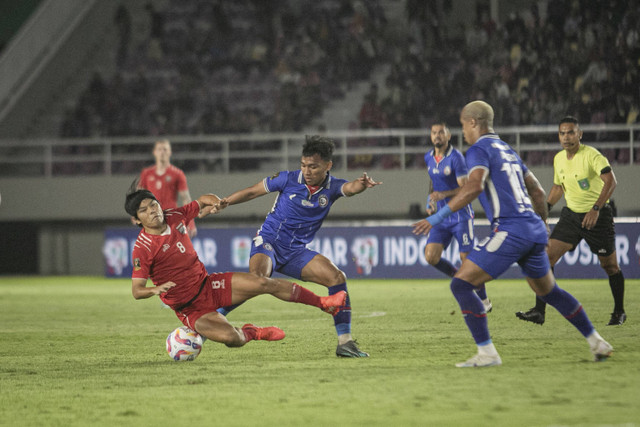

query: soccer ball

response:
[166,326,203,361]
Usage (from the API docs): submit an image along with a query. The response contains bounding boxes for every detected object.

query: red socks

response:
[289,283,322,308]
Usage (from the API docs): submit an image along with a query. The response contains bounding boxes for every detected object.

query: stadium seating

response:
[54,0,639,170]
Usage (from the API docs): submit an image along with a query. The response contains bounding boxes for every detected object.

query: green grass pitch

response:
[1,276,638,427]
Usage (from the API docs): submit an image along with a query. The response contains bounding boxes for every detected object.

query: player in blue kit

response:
[413,101,613,367]
[212,135,381,357]
[417,122,491,312]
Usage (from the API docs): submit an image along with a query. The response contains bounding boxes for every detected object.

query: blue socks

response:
[435,259,488,300]
[475,284,488,301]
[329,283,351,336]
[434,259,457,277]
[450,278,490,345]
[541,284,594,337]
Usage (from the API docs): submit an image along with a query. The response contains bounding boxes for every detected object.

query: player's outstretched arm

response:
[219,181,268,208]
[412,169,484,236]
[132,278,176,299]
[343,172,382,196]
[197,194,222,218]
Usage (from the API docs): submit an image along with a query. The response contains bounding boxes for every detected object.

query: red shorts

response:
[175,272,234,330]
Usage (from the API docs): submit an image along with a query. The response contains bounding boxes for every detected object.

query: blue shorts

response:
[427,218,475,253]
[250,235,317,280]
[467,230,550,279]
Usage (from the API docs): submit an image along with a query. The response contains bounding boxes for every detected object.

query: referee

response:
[516,116,626,326]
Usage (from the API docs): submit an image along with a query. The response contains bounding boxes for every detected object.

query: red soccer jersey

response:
[138,164,188,209]
[131,201,206,308]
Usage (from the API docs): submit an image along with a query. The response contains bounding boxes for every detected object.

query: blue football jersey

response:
[258,170,348,247]
[425,144,474,223]
[465,134,546,242]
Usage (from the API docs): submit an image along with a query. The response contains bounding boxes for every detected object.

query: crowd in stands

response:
[58,0,640,172]
[61,0,388,138]
[352,0,640,167]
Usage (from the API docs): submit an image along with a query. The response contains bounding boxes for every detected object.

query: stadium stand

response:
[60,0,389,138]
[1,0,638,173]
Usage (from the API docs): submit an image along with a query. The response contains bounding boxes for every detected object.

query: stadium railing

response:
[0,124,638,177]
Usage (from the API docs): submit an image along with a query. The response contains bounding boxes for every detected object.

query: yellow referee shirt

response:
[553,144,611,213]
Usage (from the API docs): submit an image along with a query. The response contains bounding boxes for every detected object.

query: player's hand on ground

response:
[581,210,598,230]
[155,281,177,295]
[412,219,433,236]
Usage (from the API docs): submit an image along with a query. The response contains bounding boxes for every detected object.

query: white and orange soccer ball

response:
[166,326,203,361]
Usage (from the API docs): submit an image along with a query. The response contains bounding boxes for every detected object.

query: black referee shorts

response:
[550,205,616,256]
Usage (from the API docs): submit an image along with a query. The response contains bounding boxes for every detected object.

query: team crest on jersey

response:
[176,223,187,235]
[263,243,274,252]
[165,176,172,182]
[133,258,141,271]
[318,195,329,207]
[444,166,451,176]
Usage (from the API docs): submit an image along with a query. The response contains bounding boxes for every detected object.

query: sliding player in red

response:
[125,188,346,349]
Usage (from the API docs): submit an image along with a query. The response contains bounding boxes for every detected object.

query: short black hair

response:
[125,189,158,219]
[303,135,335,162]
[559,116,579,126]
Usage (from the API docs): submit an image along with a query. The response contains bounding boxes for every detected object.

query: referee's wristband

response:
[426,205,452,227]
